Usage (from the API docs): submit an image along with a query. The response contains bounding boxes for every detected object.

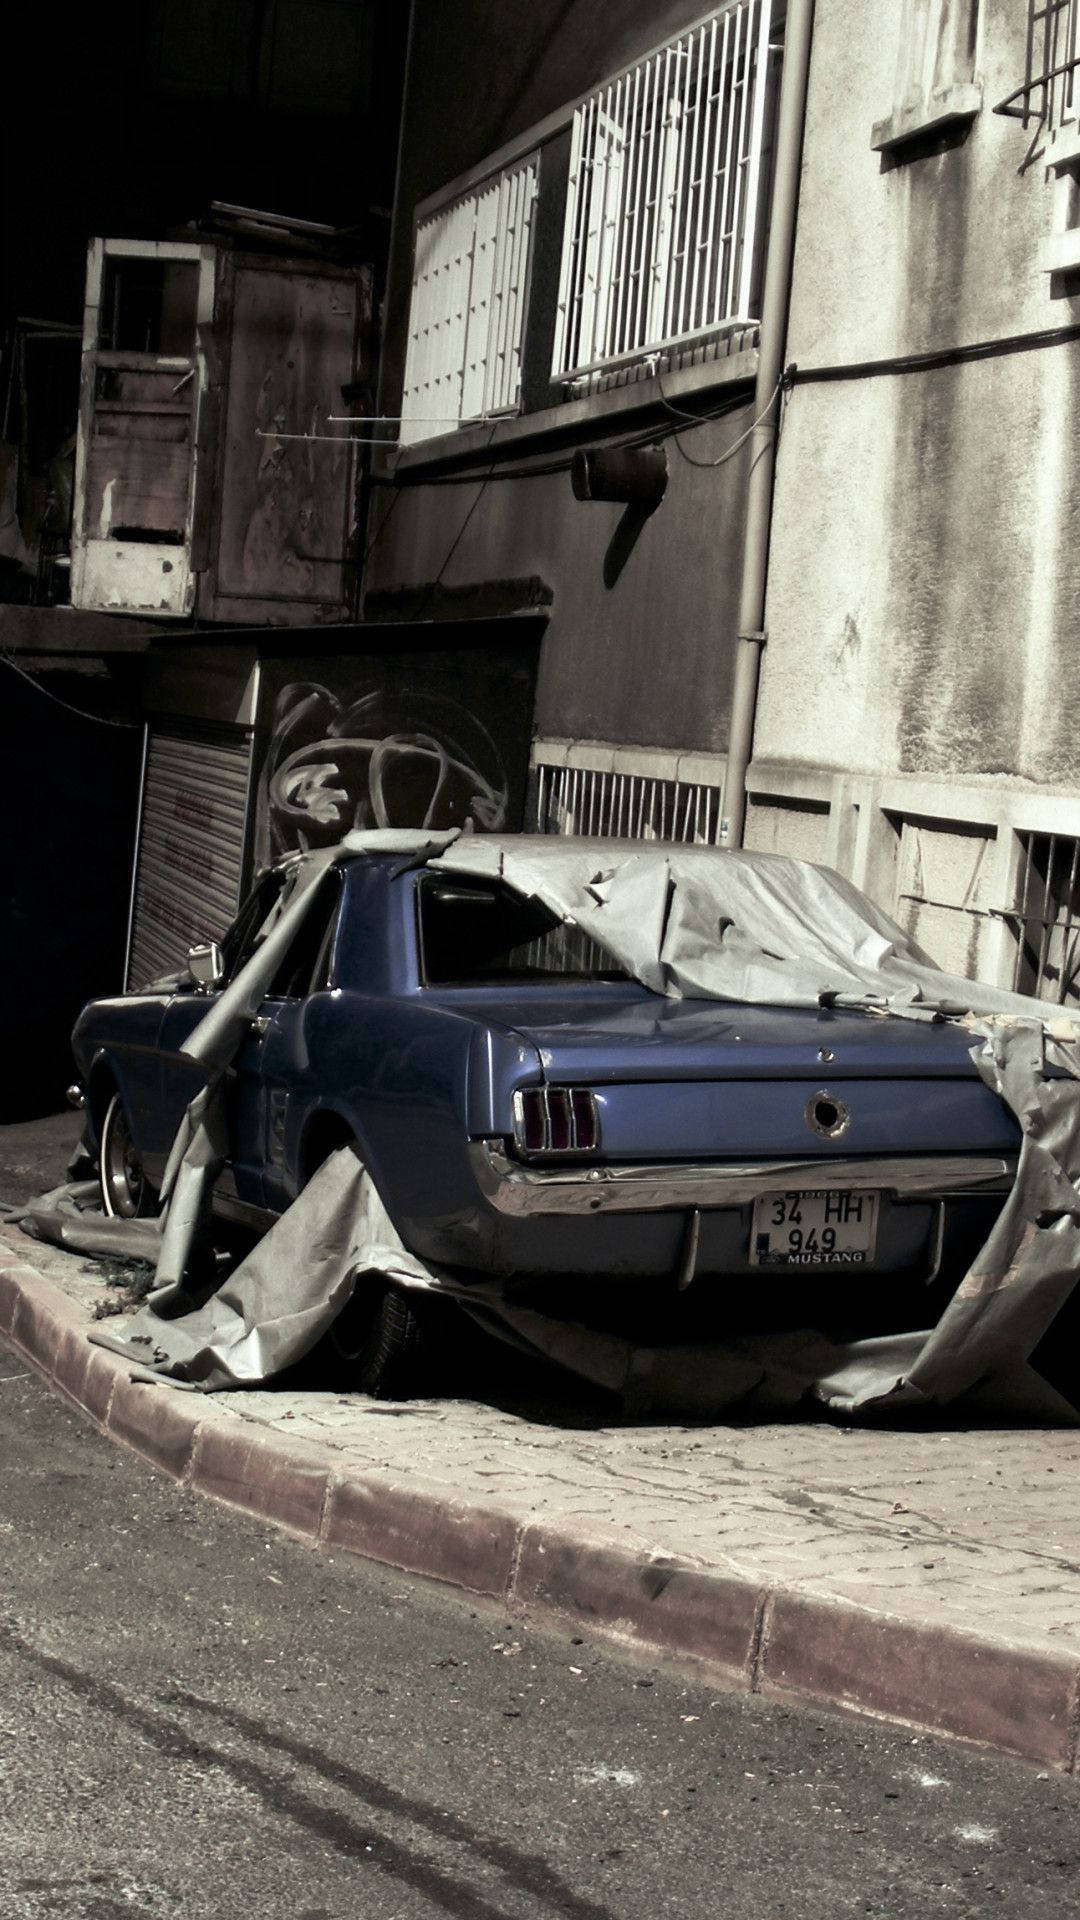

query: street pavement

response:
[0,1109,81,1209]
[3,1109,1080,1774]
[2,1344,1078,1920]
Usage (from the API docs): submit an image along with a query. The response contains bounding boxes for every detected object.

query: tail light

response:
[512,1086,599,1157]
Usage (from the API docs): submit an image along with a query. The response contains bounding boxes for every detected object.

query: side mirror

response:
[187,940,225,992]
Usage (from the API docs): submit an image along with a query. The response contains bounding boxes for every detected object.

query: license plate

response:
[750,1189,880,1267]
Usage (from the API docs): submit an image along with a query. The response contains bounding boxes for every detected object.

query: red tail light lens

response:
[513,1087,599,1156]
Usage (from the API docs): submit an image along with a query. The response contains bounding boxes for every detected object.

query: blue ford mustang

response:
[71,846,1020,1381]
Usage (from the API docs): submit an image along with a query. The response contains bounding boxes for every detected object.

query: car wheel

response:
[329,1275,431,1397]
[99,1092,156,1220]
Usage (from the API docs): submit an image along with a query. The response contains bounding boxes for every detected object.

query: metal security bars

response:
[536,761,726,844]
[552,1,776,382]
[995,0,1080,129]
[400,156,539,445]
[1005,832,1080,1004]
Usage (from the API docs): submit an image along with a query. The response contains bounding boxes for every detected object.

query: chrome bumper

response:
[468,1142,1017,1218]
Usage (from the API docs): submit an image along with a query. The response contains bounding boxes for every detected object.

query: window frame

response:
[413,872,628,988]
[551,1,778,384]
[264,869,346,1001]
[399,152,541,445]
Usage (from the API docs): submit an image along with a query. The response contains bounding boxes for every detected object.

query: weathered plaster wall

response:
[758,0,1080,788]
[367,402,753,753]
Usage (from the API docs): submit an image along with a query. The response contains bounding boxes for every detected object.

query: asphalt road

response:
[0,1109,82,1210]
[1,1346,1078,1920]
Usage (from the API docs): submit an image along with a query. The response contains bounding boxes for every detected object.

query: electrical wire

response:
[0,651,140,728]
[384,380,758,489]
[661,374,783,468]
[787,319,1080,388]
[360,478,406,568]
[654,370,753,423]
[411,451,500,617]
[359,370,763,583]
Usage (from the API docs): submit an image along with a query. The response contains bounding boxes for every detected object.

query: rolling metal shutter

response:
[126,726,253,989]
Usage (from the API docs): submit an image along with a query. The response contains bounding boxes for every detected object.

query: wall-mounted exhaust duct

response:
[571,444,668,508]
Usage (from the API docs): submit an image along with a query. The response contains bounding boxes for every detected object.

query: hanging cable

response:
[660,373,784,468]
[383,381,758,488]
[0,652,139,728]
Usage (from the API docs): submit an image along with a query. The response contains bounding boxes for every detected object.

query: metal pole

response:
[722,0,815,848]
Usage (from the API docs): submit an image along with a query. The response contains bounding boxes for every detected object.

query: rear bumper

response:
[468,1143,1017,1218]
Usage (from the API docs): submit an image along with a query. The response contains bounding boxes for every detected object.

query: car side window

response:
[219,871,288,982]
[266,870,344,1000]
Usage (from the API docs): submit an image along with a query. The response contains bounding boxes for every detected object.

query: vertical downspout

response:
[122,720,149,992]
[723,0,815,849]
[360,0,417,606]
[378,0,417,433]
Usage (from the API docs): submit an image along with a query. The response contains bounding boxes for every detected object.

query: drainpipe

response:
[722,0,815,849]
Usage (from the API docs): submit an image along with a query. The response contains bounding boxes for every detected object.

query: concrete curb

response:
[3,1238,1078,1775]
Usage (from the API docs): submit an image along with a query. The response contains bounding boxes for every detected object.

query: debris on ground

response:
[88,1256,156,1319]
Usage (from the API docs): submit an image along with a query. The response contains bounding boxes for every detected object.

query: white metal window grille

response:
[536,762,726,844]
[995,0,1080,129]
[400,157,539,445]
[1004,833,1080,1004]
[551,0,775,382]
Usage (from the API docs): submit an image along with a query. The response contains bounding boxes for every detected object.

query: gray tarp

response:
[436,836,1072,1019]
[21,831,1080,1418]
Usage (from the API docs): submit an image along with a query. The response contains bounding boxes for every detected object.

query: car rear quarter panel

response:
[278,991,541,1235]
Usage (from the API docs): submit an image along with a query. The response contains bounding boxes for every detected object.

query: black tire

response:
[328,1274,431,1397]
[99,1092,156,1220]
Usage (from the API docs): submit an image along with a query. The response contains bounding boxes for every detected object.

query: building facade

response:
[754,0,1080,1004]
[364,0,791,843]
[368,0,1080,1006]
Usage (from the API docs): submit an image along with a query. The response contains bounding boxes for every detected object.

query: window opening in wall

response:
[536,761,726,844]
[99,258,200,357]
[871,0,982,152]
[552,0,778,383]
[1006,832,1080,1004]
[995,0,1080,130]
[892,815,999,984]
[400,155,539,444]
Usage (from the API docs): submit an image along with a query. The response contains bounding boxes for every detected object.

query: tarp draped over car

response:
[21,830,1080,1419]
[437,836,1057,1019]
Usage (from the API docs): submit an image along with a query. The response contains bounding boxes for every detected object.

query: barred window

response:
[399,1,782,443]
[551,0,777,382]
[995,0,1080,130]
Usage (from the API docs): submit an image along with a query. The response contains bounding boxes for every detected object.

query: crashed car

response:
[70,837,1021,1391]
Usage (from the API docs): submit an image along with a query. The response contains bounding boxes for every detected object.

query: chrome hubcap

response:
[104,1105,144,1218]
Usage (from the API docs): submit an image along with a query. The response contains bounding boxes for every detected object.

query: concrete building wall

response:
[367,404,753,756]
[750,0,1080,997]
[367,0,768,785]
